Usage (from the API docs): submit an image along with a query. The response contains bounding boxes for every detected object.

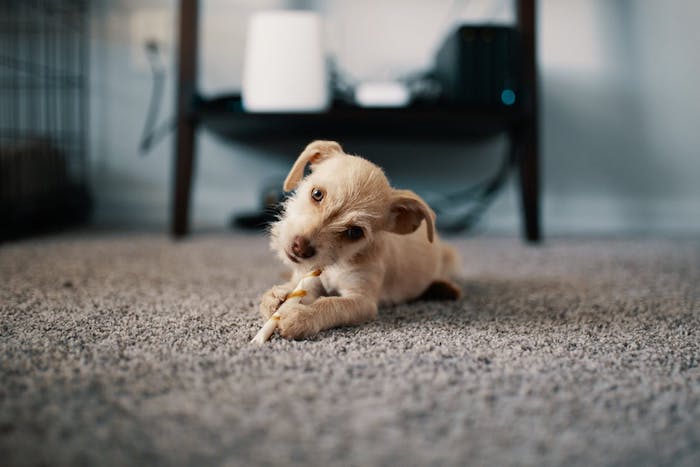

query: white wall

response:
[539,0,700,233]
[89,0,700,234]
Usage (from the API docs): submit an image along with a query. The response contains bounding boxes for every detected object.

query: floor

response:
[1,233,699,466]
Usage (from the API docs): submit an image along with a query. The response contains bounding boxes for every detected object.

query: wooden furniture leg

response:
[514,121,540,242]
[516,0,541,242]
[172,0,199,237]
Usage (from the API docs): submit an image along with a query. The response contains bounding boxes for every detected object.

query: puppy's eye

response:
[344,226,364,240]
[311,188,324,202]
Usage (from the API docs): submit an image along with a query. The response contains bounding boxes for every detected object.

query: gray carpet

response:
[1,233,699,467]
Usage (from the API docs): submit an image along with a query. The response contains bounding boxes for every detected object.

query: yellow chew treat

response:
[286,290,307,300]
[251,270,322,344]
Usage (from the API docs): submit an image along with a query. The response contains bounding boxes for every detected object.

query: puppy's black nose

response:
[291,236,316,259]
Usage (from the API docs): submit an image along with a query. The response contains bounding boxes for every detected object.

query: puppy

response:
[261,140,461,339]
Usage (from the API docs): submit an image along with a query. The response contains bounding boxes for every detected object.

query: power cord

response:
[139,40,175,155]
[430,141,512,233]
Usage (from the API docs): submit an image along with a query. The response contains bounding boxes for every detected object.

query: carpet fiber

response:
[1,233,699,466]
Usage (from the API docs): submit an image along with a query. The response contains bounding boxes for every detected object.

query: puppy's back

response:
[378,224,455,304]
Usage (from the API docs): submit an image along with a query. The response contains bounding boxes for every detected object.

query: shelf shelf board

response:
[195,94,526,143]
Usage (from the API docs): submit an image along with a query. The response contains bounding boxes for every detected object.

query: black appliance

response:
[435,25,520,108]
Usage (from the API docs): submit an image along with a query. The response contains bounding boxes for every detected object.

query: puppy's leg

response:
[277,295,378,340]
[259,282,295,320]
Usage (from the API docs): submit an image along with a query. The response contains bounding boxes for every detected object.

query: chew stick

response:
[251,269,322,344]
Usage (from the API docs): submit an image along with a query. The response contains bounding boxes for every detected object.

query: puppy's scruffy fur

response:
[261,141,462,339]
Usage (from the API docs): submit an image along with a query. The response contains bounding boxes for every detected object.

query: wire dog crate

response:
[0,0,90,239]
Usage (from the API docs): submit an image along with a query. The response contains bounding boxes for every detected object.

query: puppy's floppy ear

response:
[386,189,436,243]
[283,140,344,192]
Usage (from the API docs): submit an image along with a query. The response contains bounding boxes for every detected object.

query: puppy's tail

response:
[440,243,461,278]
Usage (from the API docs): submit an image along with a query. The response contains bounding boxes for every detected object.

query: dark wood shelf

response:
[196,94,526,142]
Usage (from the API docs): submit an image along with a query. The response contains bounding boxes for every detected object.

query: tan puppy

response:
[261,140,461,339]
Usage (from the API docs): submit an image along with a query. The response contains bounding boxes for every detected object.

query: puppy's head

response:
[270,141,435,270]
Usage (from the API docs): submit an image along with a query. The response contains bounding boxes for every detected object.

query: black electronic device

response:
[434,25,520,108]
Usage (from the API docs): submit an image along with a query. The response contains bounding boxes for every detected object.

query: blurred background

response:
[3,0,700,240]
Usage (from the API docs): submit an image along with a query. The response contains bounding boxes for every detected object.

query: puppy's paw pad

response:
[419,279,462,301]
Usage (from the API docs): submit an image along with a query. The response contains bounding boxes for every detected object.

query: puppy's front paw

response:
[259,285,292,320]
[277,303,320,340]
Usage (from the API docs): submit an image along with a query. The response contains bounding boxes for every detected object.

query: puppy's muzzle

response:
[291,236,316,259]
